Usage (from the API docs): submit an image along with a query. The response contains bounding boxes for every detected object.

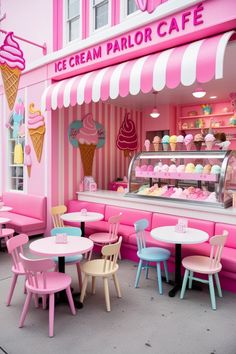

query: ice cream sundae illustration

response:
[0,32,25,110]
[28,103,46,163]
[116,113,138,157]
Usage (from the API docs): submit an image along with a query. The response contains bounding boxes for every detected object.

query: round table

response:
[0,206,12,212]
[60,212,104,237]
[151,226,209,297]
[0,217,10,233]
[30,236,94,308]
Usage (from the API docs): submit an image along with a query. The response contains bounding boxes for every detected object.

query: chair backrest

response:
[134,219,149,252]
[209,230,228,268]
[19,253,55,290]
[51,205,67,227]
[101,236,122,272]
[51,226,82,237]
[108,212,122,241]
[6,234,29,272]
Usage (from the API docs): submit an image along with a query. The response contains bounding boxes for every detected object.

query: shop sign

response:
[54,2,204,75]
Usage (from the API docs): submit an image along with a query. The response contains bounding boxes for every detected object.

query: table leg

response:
[81,222,85,237]
[57,256,83,309]
[168,244,182,298]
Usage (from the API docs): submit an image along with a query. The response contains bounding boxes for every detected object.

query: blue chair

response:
[51,227,83,291]
[134,219,170,295]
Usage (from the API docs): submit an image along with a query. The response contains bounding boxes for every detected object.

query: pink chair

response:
[6,233,29,306]
[89,213,122,258]
[19,253,76,337]
[180,231,228,310]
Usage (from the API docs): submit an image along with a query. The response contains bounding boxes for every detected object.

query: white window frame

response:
[120,0,140,22]
[64,0,82,45]
[90,0,111,35]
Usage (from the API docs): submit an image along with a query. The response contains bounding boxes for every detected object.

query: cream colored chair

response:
[80,237,122,312]
[51,205,67,227]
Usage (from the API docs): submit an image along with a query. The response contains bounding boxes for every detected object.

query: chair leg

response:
[91,276,96,294]
[135,259,143,288]
[156,262,163,295]
[209,275,216,310]
[49,294,55,337]
[163,260,169,283]
[19,292,32,328]
[42,295,47,310]
[6,274,18,306]
[112,273,122,298]
[189,271,193,289]
[214,273,223,298]
[103,277,111,312]
[66,287,76,315]
[80,274,88,303]
[145,262,149,279]
[34,294,39,308]
[76,263,83,292]
[180,269,189,299]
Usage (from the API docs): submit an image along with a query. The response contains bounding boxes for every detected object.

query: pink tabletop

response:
[0,206,12,212]
[0,217,10,224]
[151,226,209,245]
[30,236,94,257]
[60,212,104,223]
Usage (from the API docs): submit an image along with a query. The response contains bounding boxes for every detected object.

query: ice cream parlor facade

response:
[0,0,236,231]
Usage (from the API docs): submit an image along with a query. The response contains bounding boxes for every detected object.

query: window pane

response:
[127,0,138,15]
[95,0,108,29]
[69,17,80,41]
[68,0,80,19]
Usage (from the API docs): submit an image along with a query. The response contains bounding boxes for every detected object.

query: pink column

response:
[112,0,120,26]
[53,0,63,51]
[82,0,90,39]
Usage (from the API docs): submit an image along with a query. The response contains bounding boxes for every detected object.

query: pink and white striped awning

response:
[41,31,235,111]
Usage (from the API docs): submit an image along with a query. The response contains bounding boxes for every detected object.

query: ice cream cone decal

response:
[28,103,46,163]
[116,113,138,157]
[0,32,25,110]
[24,145,32,177]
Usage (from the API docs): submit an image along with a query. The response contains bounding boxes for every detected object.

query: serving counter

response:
[76,190,236,225]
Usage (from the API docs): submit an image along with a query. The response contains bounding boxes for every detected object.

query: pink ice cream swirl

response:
[28,103,45,129]
[77,113,98,145]
[116,113,138,152]
[0,32,25,70]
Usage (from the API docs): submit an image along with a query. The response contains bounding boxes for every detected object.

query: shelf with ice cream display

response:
[127,150,236,208]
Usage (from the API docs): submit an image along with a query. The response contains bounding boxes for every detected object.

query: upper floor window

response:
[67,0,80,42]
[127,0,138,16]
[93,0,110,30]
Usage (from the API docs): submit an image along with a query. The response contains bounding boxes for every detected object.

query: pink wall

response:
[0,0,53,66]
[51,102,142,206]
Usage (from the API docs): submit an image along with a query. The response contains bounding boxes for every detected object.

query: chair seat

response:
[182,255,222,274]
[81,259,119,276]
[53,254,83,264]
[89,232,118,244]
[12,262,25,275]
[138,247,170,262]
[26,272,72,294]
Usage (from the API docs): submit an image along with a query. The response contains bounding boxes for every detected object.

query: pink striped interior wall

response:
[51,102,142,206]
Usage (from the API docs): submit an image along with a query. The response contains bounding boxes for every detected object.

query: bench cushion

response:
[214,223,236,248]
[2,212,45,233]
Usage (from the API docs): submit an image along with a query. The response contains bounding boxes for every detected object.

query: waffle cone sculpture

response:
[79,143,96,176]
[28,103,46,163]
[0,32,25,111]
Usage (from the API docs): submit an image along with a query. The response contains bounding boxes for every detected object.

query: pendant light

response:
[192,87,206,98]
[150,91,160,118]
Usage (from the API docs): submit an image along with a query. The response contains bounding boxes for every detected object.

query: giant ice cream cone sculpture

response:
[116,113,138,157]
[169,135,177,151]
[0,32,25,110]
[184,134,193,151]
[28,103,46,163]
[162,135,169,151]
[77,113,98,176]
[205,134,215,150]
[152,136,160,151]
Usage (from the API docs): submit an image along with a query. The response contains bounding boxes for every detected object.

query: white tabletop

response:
[0,217,10,224]
[61,211,104,223]
[0,206,12,212]
[30,236,94,257]
[151,226,209,245]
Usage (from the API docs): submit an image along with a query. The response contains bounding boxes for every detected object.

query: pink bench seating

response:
[1,192,46,236]
[67,199,236,293]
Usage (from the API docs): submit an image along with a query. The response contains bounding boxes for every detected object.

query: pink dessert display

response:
[116,113,138,157]
[185,163,195,173]
[140,164,147,171]
[177,165,185,173]
[147,165,154,172]
[169,164,177,172]
[161,164,169,172]
[184,134,193,151]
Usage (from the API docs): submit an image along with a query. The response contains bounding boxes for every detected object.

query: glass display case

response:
[127,150,236,208]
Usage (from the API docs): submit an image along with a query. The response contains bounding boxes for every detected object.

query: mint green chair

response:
[134,219,170,294]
